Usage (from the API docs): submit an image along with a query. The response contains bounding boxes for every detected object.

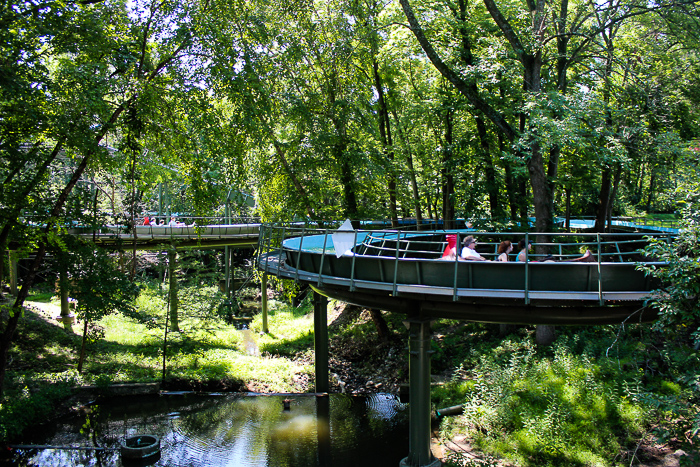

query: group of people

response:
[143,216,164,226]
[143,216,192,227]
[442,236,594,262]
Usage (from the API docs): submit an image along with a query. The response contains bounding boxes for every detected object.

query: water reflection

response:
[10,393,408,467]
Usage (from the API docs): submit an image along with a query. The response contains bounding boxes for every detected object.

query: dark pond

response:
[8,392,409,466]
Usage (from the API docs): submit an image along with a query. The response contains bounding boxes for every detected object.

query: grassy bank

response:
[1,282,699,466]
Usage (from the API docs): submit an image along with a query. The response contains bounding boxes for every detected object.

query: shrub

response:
[0,374,77,442]
[457,336,650,466]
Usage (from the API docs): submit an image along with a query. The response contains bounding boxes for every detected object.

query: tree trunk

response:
[0,103,128,394]
[646,172,656,212]
[406,150,423,227]
[454,0,500,219]
[271,139,318,220]
[476,117,500,218]
[442,107,456,228]
[369,309,391,341]
[130,149,139,280]
[372,59,398,227]
[595,166,613,232]
[606,164,622,228]
[536,325,556,346]
[565,185,572,231]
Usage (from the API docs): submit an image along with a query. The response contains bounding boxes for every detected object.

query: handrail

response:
[349,230,358,291]
[317,230,329,287]
[524,232,530,305]
[392,231,401,295]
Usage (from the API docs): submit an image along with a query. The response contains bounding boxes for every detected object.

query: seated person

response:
[497,240,513,262]
[440,234,458,260]
[460,236,487,261]
[566,250,595,262]
[168,217,187,227]
[516,239,532,262]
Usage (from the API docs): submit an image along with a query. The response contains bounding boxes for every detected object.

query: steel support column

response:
[261,273,269,333]
[400,318,441,467]
[313,292,329,393]
[224,246,231,299]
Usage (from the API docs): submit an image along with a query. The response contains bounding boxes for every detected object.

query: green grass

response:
[82,284,314,390]
[0,282,317,441]
[26,291,56,303]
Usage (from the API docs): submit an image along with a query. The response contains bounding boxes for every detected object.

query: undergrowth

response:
[433,325,700,467]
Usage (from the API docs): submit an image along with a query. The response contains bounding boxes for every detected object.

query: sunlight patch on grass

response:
[252,303,315,357]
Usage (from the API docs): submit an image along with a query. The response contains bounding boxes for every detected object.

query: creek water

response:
[9,392,409,466]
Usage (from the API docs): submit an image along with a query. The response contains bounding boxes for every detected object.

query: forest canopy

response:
[2,0,699,233]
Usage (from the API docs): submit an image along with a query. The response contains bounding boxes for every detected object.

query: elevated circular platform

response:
[257,225,668,325]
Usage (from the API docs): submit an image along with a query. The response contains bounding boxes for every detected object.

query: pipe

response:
[9,445,118,451]
[435,404,464,418]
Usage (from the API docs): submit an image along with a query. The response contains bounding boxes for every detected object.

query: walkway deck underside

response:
[259,251,659,325]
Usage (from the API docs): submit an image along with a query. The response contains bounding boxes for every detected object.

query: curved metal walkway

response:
[257,224,668,325]
[71,223,261,249]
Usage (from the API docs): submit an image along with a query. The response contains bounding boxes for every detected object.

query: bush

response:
[449,335,652,467]
[0,374,77,442]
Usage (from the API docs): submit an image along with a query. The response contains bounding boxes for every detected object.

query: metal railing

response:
[257,224,672,304]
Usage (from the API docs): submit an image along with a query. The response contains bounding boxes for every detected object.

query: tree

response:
[0,0,212,393]
[640,144,700,343]
[53,238,139,372]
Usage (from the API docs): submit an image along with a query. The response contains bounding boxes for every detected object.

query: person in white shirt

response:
[460,236,487,261]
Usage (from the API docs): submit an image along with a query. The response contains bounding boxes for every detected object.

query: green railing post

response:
[277,226,286,274]
[597,233,603,305]
[393,231,401,295]
[318,229,329,287]
[452,233,460,302]
[524,232,530,305]
[294,228,306,282]
[349,230,358,291]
